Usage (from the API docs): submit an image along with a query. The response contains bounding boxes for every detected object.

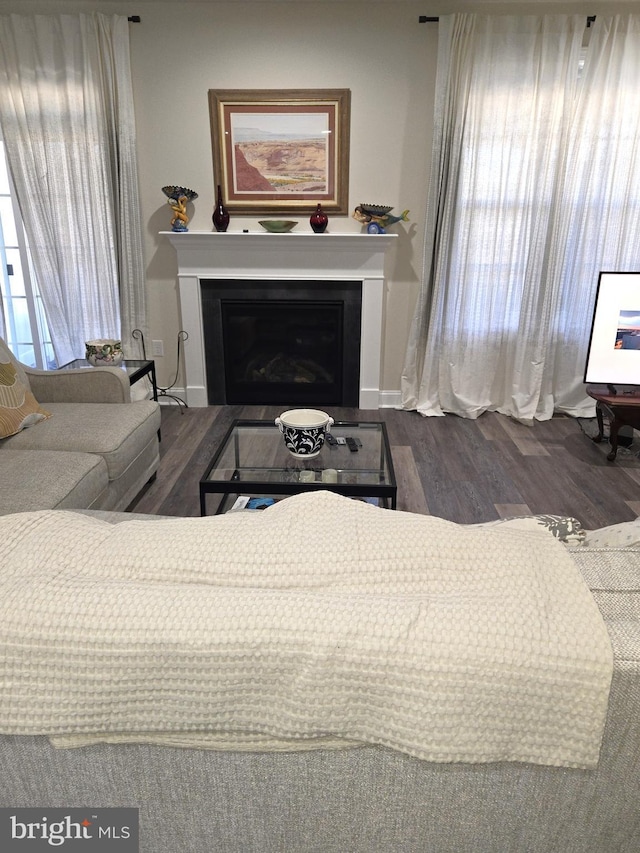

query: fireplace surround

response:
[164,231,397,408]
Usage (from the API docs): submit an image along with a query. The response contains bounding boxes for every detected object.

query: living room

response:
[1,3,640,851]
[2,0,639,528]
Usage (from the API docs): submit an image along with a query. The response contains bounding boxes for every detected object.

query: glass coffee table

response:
[199,419,397,515]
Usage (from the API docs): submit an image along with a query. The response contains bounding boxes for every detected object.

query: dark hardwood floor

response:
[128,404,640,529]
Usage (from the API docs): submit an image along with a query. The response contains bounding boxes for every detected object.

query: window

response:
[450,40,638,339]
[0,139,56,368]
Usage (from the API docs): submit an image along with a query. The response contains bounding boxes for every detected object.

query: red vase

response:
[310,203,328,233]
[212,184,230,232]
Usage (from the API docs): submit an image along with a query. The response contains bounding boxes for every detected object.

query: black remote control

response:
[325,434,337,446]
[346,437,358,452]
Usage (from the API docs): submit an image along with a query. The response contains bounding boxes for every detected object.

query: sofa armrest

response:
[25,366,131,403]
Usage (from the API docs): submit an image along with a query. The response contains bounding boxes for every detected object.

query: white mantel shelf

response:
[162,230,398,408]
[162,230,396,277]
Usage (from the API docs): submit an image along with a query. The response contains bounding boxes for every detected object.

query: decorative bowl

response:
[275,409,334,458]
[259,220,298,233]
[85,339,124,367]
[161,185,198,202]
[359,203,393,216]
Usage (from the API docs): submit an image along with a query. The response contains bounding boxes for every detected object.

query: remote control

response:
[325,434,338,446]
[346,437,358,452]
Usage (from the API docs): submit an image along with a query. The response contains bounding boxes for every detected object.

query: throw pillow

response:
[0,358,50,438]
[583,519,640,549]
[470,514,587,545]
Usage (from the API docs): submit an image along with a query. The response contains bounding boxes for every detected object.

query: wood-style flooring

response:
[128,404,640,529]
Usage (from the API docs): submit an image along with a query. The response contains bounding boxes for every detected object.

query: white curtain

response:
[545,15,640,414]
[0,13,146,367]
[402,14,640,423]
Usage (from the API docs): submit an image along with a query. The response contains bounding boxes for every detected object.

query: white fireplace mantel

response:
[163,231,397,408]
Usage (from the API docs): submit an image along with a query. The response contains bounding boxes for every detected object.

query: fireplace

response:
[163,231,397,408]
[201,280,361,405]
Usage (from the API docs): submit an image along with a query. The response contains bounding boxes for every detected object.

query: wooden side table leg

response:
[593,402,605,443]
[607,417,620,461]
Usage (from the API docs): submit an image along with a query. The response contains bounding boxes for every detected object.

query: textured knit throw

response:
[0,492,613,768]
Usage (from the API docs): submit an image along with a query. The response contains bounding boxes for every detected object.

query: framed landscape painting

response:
[208,89,351,215]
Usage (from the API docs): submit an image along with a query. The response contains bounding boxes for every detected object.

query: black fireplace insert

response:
[201,280,362,406]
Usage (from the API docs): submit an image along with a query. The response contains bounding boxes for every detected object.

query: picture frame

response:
[584,271,640,386]
[208,89,351,215]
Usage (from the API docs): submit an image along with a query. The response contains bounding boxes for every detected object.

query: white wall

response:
[0,0,635,396]
[130,0,435,396]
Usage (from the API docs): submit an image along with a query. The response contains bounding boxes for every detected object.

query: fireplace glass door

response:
[223,300,343,405]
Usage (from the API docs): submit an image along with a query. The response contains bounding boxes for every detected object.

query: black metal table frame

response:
[199,419,397,516]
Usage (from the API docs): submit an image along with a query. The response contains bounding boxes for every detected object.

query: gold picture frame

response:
[208,88,351,215]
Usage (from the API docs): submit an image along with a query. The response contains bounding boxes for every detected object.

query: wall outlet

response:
[151,339,164,357]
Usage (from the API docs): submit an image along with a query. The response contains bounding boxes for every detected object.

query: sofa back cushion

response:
[0,342,50,438]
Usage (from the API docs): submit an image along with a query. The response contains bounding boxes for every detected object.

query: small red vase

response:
[212,184,230,232]
[310,203,328,233]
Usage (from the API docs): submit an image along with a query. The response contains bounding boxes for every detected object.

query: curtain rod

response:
[128,15,141,23]
[419,15,597,26]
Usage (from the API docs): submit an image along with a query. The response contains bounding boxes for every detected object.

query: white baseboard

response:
[157,387,188,406]
[378,389,403,409]
[157,388,403,409]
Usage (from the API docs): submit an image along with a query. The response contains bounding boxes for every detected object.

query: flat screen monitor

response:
[584,271,640,388]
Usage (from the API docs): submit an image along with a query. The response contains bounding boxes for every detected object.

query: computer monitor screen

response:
[584,271,640,386]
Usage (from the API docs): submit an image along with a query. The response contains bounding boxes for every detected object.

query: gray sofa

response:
[0,336,161,515]
[0,504,639,852]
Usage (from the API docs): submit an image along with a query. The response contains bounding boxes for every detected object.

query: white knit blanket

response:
[0,492,613,768]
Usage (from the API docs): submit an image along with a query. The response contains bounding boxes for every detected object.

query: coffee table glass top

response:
[200,419,396,513]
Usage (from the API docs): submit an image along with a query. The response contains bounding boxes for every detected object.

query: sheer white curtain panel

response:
[544,15,640,416]
[402,14,640,423]
[0,13,146,367]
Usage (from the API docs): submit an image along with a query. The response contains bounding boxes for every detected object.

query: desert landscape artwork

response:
[231,112,329,195]
[209,89,351,214]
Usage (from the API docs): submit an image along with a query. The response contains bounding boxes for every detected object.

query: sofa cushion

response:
[2,401,160,482]
[0,449,108,515]
[570,547,640,622]
[0,357,50,438]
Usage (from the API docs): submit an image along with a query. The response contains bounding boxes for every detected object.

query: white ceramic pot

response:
[85,339,124,367]
[275,409,334,458]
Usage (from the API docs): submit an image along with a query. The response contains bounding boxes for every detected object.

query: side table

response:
[586,384,640,461]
